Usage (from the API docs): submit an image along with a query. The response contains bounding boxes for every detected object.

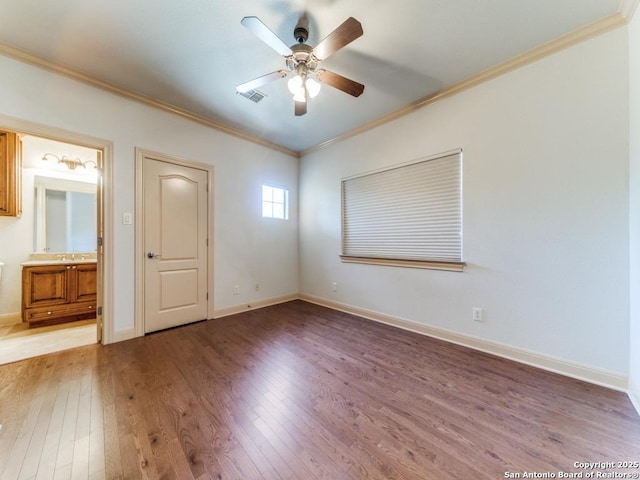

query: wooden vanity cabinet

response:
[22,263,97,327]
[0,130,22,217]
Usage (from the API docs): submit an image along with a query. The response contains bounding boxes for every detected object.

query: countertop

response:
[21,259,98,266]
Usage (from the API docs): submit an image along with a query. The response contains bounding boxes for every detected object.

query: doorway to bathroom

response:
[0,133,103,364]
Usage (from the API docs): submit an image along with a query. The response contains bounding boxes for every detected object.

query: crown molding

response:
[619,0,640,21]
[300,11,628,157]
[0,42,299,159]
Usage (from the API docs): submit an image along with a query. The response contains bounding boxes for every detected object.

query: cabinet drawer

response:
[25,302,97,323]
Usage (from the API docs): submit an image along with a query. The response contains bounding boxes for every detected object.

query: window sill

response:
[339,255,465,272]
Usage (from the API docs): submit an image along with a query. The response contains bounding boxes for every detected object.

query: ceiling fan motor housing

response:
[286,44,318,72]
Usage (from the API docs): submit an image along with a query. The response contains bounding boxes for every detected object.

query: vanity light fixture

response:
[41,153,97,171]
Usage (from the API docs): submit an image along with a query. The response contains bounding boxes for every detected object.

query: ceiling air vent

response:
[238,89,266,103]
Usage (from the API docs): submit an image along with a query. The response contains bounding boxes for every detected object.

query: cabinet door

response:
[0,131,21,217]
[23,265,71,308]
[72,263,97,302]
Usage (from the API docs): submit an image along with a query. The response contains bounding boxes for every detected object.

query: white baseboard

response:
[629,379,640,417]
[112,327,135,343]
[299,294,629,392]
[214,294,299,319]
[0,312,21,326]
[107,294,298,344]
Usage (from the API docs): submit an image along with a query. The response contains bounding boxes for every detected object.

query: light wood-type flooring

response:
[0,319,97,365]
[1,300,639,479]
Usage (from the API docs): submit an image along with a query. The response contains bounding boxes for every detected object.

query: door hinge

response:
[97,237,103,247]
[206,293,209,300]
[97,306,103,315]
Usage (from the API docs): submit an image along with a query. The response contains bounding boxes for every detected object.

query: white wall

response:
[300,28,630,380]
[629,8,640,409]
[0,54,299,335]
[0,167,36,317]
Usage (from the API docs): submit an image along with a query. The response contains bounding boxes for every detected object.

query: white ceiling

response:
[0,0,625,154]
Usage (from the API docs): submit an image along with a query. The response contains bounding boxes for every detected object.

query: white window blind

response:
[341,150,462,266]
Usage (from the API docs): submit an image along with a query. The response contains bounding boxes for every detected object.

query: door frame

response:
[134,148,214,337]
[0,114,113,344]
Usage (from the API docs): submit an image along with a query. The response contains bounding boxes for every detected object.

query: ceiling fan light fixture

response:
[287,75,303,95]
[306,77,321,98]
[292,87,306,103]
[288,75,321,102]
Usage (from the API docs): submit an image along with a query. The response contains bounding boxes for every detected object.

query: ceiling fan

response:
[236,15,365,116]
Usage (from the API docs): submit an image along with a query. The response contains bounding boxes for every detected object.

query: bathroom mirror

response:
[33,176,97,253]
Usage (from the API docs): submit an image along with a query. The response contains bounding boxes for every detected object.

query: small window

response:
[262,185,288,220]
[341,150,463,271]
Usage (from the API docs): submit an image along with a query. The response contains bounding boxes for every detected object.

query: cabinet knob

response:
[72,266,77,269]
[66,266,71,269]
[47,311,52,315]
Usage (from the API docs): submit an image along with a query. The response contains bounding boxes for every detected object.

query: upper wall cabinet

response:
[0,131,22,217]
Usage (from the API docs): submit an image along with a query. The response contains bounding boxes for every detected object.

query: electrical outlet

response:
[331,282,337,292]
[233,285,240,295]
[255,283,260,292]
[473,307,483,322]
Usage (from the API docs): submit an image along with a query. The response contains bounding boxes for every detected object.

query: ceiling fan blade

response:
[313,17,363,61]
[295,100,307,116]
[317,70,365,97]
[236,70,288,93]
[241,16,293,57]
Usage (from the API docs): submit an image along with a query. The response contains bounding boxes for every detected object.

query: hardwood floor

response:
[0,300,638,479]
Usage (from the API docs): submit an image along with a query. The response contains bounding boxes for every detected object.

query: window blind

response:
[341,150,462,264]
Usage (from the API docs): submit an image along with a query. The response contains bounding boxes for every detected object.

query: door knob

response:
[147,252,160,259]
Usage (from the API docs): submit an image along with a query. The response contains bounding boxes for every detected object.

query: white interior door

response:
[143,157,209,333]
